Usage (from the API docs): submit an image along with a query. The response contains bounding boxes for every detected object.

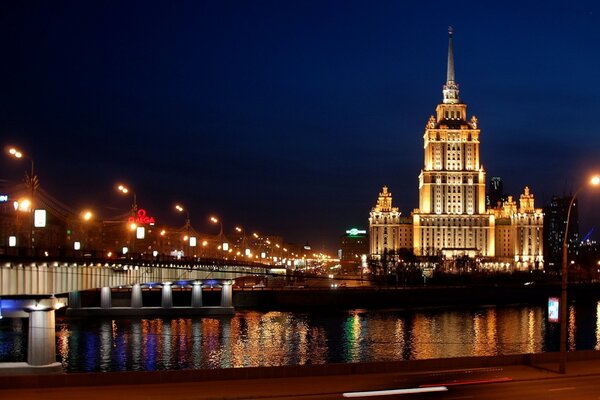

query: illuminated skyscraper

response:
[412,28,494,258]
[368,29,544,271]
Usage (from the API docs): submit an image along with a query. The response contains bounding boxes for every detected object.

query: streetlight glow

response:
[82,210,93,221]
[591,176,600,186]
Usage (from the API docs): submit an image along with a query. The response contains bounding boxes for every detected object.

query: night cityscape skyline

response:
[2,1,600,253]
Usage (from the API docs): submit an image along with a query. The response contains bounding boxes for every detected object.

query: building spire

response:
[442,26,460,104]
[447,26,455,83]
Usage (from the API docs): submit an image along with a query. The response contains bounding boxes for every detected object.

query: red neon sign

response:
[128,209,156,225]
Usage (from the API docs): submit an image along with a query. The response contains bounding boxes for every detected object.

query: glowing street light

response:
[82,210,93,221]
[6,146,36,255]
[559,174,600,374]
[210,216,225,256]
[116,183,137,212]
[175,203,192,256]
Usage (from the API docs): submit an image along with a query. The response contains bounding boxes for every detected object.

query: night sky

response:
[1,1,599,253]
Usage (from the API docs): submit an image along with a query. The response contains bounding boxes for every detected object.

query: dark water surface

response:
[2,301,600,372]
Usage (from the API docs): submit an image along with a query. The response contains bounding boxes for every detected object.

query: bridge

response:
[0,255,271,368]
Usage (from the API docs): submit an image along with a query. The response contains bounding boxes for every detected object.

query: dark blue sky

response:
[1,1,600,253]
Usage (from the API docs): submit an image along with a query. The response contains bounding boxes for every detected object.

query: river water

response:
[2,301,600,372]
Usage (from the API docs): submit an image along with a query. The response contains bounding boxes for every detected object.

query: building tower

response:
[369,186,401,258]
[412,28,495,258]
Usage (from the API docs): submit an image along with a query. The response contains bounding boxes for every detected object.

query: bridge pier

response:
[220,280,233,307]
[100,287,112,309]
[68,291,81,308]
[161,282,173,308]
[191,281,203,307]
[26,306,56,366]
[131,283,143,308]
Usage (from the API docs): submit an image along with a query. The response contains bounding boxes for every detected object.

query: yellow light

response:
[82,210,93,221]
[235,226,242,232]
[129,222,137,231]
[160,229,166,236]
[175,204,184,212]
[8,147,23,159]
[16,198,31,211]
[183,235,189,241]
[117,184,129,194]
[202,240,208,246]
[253,232,259,238]
[210,216,218,223]
[591,176,600,186]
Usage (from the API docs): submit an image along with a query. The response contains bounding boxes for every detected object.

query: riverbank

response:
[232,282,599,311]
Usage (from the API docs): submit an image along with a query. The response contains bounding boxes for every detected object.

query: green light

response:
[346,228,366,236]
[67,229,72,235]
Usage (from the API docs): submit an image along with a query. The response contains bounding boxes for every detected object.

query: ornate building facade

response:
[368,186,412,258]
[368,30,544,271]
[412,29,494,258]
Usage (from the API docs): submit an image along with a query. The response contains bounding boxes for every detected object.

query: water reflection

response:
[3,302,600,372]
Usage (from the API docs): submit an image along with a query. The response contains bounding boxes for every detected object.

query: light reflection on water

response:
[2,302,600,372]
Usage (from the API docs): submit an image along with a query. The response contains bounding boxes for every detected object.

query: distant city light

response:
[74,241,81,250]
[34,209,46,227]
[8,236,16,247]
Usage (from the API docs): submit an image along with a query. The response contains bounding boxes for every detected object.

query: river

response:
[1,300,600,372]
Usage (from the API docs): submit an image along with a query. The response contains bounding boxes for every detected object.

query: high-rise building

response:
[368,29,544,271]
[412,28,494,258]
[543,195,579,271]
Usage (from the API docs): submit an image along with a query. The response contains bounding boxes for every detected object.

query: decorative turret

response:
[373,186,398,213]
[442,26,460,104]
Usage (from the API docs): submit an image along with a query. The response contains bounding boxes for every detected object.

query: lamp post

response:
[559,175,600,374]
[116,184,137,254]
[7,147,36,255]
[210,216,224,257]
[175,204,191,257]
[80,210,93,253]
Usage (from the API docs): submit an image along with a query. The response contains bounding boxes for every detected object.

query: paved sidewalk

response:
[2,359,600,400]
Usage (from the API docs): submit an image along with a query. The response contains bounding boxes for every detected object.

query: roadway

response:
[2,359,600,399]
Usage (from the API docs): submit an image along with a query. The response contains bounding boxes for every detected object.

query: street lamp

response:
[116,184,137,213]
[80,210,93,252]
[559,175,600,374]
[7,146,36,255]
[210,216,225,256]
[175,204,191,257]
